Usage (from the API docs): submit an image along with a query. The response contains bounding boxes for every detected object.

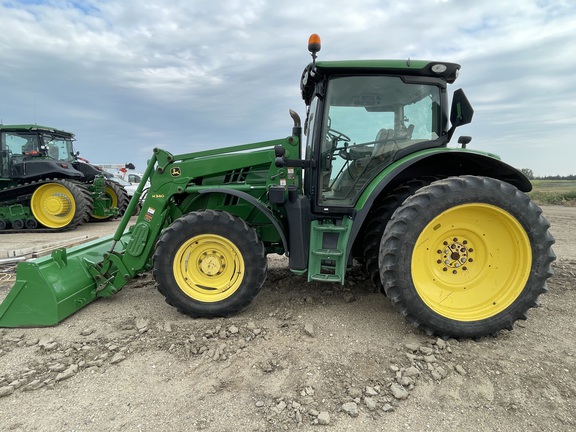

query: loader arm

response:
[89,148,202,297]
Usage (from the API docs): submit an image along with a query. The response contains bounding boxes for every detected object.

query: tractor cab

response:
[2,126,75,159]
[300,35,472,211]
[0,125,83,182]
[0,125,114,183]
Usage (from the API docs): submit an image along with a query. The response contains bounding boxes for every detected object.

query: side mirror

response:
[450,89,474,128]
[458,136,472,148]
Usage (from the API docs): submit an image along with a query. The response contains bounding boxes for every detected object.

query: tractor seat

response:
[372,128,397,157]
[376,128,394,141]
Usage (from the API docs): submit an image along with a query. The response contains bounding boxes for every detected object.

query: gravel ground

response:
[0,205,574,432]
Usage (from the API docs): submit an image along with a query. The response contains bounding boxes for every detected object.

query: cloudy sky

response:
[1,0,574,176]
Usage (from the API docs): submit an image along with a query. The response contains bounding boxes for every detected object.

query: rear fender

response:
[10,159,85,181]
[347,149,531,258]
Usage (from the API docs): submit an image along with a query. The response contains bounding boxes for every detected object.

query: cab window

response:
[318,76,441,206]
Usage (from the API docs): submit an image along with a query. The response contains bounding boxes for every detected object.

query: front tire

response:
[90,180,130,220]
[379,176,555,339]
[153,210,267,318]
[106,180,130,217]
[30,179,92,230]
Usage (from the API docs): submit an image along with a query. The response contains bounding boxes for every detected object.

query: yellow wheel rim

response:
[91,185,118,220]
[411,203,532,321]
[173,234,244,302]
[30,183,76,228]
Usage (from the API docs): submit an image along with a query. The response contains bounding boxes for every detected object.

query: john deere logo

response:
[170,167,181,177]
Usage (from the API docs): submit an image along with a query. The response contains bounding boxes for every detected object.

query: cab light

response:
[431,64,447,73]
[308,34,321,54]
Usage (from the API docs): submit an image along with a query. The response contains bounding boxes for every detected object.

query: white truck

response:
[94,163,143,183]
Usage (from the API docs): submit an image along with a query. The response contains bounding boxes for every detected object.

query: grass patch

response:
[529,180,576,205]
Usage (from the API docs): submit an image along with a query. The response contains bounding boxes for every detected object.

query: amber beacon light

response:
[308,34,321,55]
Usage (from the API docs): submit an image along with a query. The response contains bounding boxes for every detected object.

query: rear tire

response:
[362,178,435,292]
[379,176,555,339]
[153,210,267,318]
[90,180,130,220]
[106,180,130,217]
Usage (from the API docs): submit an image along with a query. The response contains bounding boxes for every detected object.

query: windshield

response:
[0,131,75,162]
[42,134,75,162]
[318,75,442,206]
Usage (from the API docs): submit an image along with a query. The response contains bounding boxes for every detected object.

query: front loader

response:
[0,35,555,339]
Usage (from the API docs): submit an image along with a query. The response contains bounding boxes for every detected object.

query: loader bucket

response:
[0,233,130,327]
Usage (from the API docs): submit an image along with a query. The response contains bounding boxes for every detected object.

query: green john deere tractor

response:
[0,35,555,338]
[0,124,130,231]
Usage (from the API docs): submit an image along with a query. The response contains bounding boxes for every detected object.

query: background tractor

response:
[0,35,555,339]
[0,124,129,231]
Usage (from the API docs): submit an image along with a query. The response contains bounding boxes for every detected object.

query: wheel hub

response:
[43,193,72,216]
[198,251,226,276]
[436,237,474,274]
[173,233,245,303]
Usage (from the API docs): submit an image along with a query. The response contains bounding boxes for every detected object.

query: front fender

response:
[196,189,288,253]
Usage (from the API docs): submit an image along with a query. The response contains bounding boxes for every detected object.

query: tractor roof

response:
[0,124,74,137]
[313,59,461,84]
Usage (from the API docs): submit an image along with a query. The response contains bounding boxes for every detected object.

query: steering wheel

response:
[327,128,351,143]
[338,145,373,161]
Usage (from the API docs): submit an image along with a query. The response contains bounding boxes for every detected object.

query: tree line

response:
[520,169,576,180]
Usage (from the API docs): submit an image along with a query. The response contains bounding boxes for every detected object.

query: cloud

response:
[0,0,574,176]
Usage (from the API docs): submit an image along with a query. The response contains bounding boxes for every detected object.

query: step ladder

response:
[308,218,352,284]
